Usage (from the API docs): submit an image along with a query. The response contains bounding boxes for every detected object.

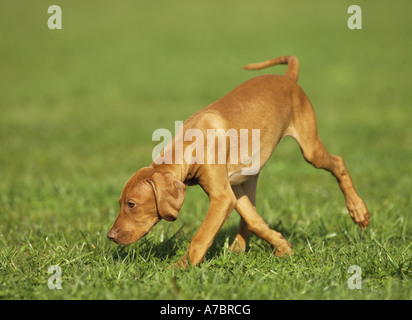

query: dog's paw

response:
[228,238,246,253]
[273,239,293,257]
[347,200,370,230]
[168,257,189,269]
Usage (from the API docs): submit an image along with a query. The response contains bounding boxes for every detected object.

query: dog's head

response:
[107,167,186,245]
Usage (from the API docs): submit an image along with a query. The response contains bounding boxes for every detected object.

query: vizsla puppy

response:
[107,55,370,267]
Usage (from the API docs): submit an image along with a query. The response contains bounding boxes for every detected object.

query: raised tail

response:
[242,55,299,82]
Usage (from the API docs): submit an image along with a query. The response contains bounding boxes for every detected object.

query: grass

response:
[0,0,411,300]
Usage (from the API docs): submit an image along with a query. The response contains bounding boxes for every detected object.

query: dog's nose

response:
[107,229,117,242]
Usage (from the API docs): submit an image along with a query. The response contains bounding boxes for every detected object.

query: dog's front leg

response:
[172,167,237,268]
[173,192,236,268]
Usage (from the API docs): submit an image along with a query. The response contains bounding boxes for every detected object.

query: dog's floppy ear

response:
[147,172,186,221]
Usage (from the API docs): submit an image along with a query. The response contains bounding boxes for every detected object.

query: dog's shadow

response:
[111,220,295,264]
[111,224,188,263]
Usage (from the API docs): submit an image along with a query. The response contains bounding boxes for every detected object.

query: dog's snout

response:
[107,229,117,242]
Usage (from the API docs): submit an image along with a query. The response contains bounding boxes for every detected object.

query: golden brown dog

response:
[107,55,370,267]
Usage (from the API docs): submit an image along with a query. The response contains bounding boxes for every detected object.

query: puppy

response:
[107,56,370,267]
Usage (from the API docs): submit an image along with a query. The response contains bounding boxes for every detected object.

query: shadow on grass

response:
[111,224,187,263]
[110,218,299,263]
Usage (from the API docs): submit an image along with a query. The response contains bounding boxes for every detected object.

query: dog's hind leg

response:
[229,175,259,253]
[289,95,370,229]
[231,181,293,256]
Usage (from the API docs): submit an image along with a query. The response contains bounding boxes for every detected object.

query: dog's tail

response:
[242,55,299,82]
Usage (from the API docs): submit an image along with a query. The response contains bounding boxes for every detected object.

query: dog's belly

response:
[227,145,273,185]
[228,170,250,185]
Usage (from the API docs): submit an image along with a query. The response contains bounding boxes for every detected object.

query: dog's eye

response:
[128,202,136,209]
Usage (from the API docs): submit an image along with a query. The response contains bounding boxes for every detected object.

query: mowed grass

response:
[0,1,411,299]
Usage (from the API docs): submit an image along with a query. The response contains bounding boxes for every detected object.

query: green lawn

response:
[0,0,411,300]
